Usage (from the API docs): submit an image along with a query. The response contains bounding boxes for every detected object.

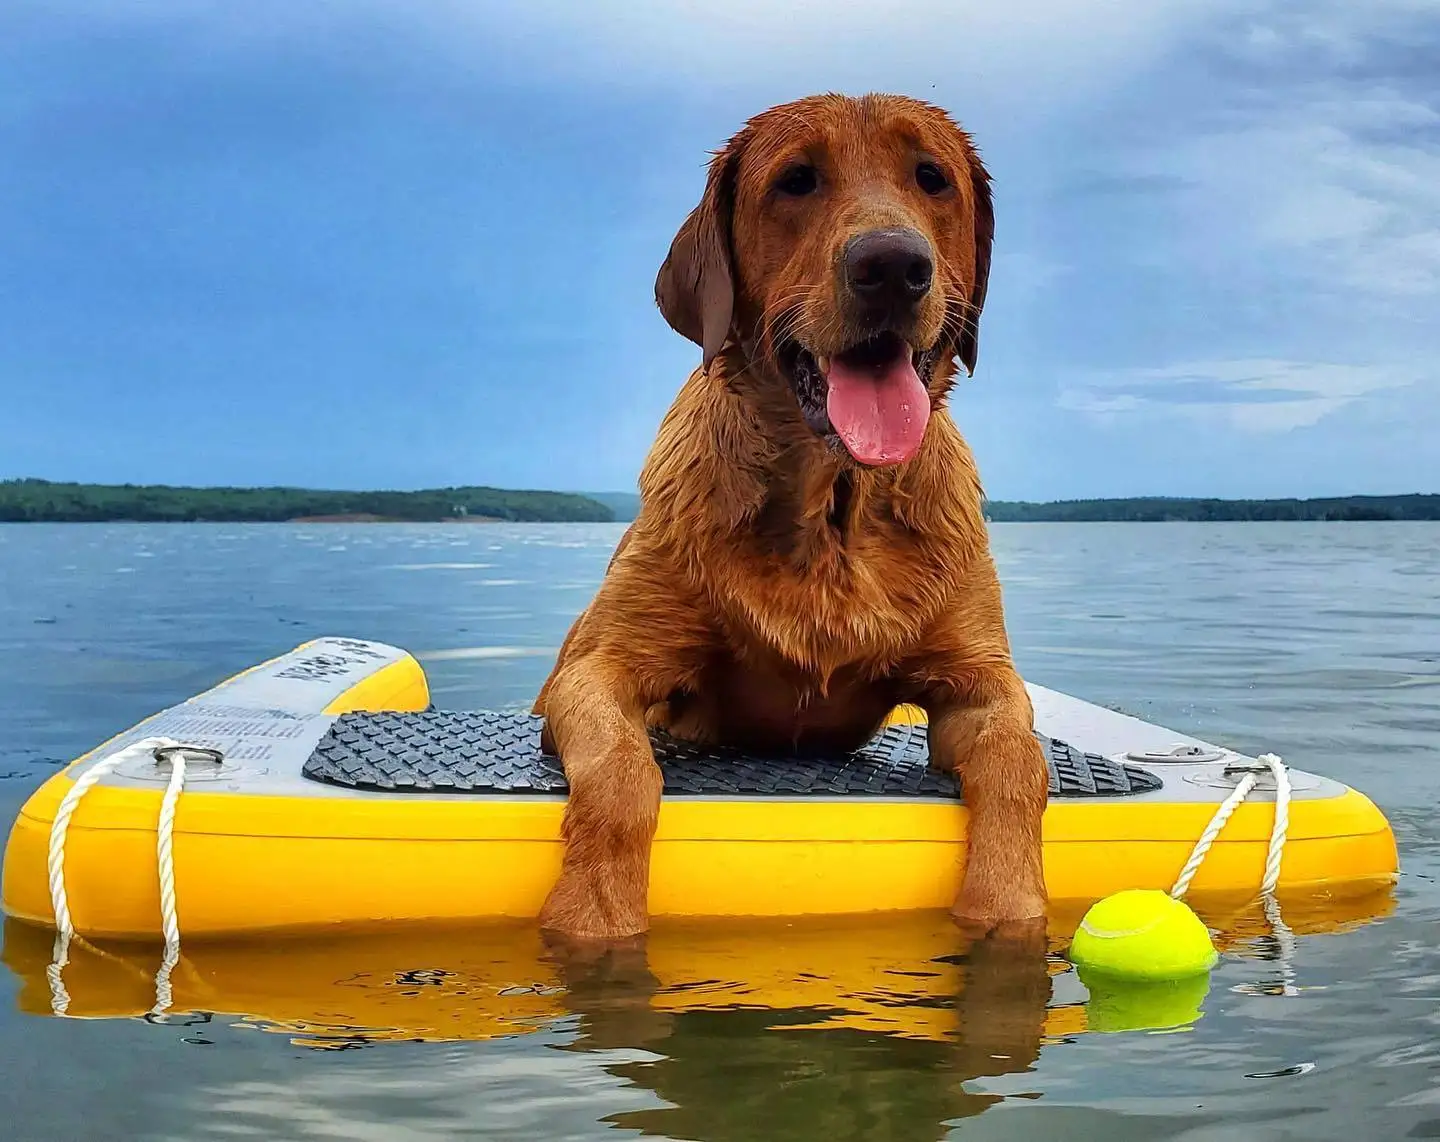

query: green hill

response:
[0,479,614,523]
[578,491,1440,523]
[583,491,641,521]
[982,494,1440,522]
[5,480,1435,525]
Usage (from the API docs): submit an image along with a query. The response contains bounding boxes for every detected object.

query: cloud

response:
[1029,0,1440,453]
[1059,358,1419,432]
[449,0,1221,93]
[8,0,1236,120]
[1110,0,1440,310]
[3,0,1437,495]
[1156,113,1440,301]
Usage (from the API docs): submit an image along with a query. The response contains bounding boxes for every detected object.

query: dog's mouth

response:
[783,332,936,467]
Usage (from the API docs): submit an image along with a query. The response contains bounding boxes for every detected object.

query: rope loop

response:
[1169,750,1296,995]
[46,736,218,1016]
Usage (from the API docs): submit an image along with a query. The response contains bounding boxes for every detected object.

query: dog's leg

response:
[534,548,709,943]
[538,658,666,941]
[924,667,1049,935]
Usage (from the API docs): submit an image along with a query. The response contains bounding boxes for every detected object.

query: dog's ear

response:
[655,135,744,369]
[957,152,994,377]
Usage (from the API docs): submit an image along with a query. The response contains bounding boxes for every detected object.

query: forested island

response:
[2,480,1435,524]
[982,494,1440,522]
[547,491,1440,524]
[0,479,614,523]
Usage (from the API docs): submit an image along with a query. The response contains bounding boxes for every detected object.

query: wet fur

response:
[533,93,1048,940]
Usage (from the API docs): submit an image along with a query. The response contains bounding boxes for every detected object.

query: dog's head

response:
[655,93,994,468]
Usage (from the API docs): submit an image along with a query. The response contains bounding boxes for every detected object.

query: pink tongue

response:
[824,349,931,466]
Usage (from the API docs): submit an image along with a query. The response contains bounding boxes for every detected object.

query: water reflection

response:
[2,914,1057,1138]
[1,889,1396,1141]
[549,923,1052,1139]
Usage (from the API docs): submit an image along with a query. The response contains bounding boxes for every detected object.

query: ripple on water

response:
[388,562,497,570]
[1,520,1438,1140]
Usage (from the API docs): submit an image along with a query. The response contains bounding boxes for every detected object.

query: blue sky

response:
[1,0,1436,500]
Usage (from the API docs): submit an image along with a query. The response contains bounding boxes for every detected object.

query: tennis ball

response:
[1069,889,1218,981]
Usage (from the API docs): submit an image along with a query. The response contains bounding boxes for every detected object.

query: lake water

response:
[1,521,1437,1141]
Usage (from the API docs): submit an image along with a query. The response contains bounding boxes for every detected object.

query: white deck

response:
[67,638,1346,804]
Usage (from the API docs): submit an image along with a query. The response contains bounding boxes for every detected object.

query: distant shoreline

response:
[286,513,504,524]
[2,480,1437,524]
[982,494,1440,523]
[0,479,615,524]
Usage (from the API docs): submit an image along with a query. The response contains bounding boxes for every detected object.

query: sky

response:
[1,0,1437,500]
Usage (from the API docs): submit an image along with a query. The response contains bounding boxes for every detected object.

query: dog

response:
[533,92,1048,942]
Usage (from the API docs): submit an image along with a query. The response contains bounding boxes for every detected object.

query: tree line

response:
[0,479,615,523]
[982,495,1440,522]
[4,480,1436,525]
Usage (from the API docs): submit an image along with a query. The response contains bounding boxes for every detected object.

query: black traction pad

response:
[302,710,1163,799]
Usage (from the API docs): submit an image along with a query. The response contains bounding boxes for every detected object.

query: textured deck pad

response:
[302,710,1163,799]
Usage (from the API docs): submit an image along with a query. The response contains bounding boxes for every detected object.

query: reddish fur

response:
[533,93,1048,941]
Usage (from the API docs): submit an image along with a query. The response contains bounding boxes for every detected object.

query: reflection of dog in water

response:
[4,913,1053,1137]
[544,923,1052,1139]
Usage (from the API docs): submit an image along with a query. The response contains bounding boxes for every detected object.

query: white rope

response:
[46,735,198,1017]
[1169,752,1291,899]
[152,747,188,1016]
[1169,751,1297,995]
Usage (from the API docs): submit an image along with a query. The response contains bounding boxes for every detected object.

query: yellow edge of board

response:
[1,784,1398,937]
[1,648,1400,938]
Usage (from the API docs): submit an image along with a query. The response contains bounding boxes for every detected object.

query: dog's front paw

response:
[951,880,1046,942]
[539,865,650,943]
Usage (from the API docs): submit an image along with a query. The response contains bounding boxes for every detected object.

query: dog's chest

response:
[719,523,949,677]
[692,649,901,754]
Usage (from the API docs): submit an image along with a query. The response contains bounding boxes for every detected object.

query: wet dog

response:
[534,93,1047,941]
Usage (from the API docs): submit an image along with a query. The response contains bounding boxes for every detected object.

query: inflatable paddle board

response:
[1,638,1399,939]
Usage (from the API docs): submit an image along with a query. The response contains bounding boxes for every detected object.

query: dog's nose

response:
[843,228,933,310]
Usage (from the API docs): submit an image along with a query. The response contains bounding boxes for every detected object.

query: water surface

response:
[1,522,1437,1140]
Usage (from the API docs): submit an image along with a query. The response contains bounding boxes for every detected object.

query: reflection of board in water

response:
[1,916,1057,1137]
[1,887,1393,1050]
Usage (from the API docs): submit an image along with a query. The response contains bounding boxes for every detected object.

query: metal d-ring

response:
[1222,756,1287,786]
[1125,743,1228,764]
[151,744,226,768]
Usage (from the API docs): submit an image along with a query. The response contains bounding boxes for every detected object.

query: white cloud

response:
[1059,358,1420,433]
[1111,2,1440,310]
[13,0,1438,476]
[1054,390,1142,417]
[1154,116,1440,301]
[453,0,1220,89]
[11,0,1239,120]
[1037,0,1440,454]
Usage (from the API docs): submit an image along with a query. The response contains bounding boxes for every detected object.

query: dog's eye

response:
[915,161,949,195]
[775,164,818,197]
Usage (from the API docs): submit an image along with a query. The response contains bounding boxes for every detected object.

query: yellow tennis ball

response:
[1069,889,1218,981]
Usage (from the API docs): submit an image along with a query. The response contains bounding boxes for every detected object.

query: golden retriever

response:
[534,93,1047,941]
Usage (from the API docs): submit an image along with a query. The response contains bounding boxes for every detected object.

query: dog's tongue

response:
[823,343,930,466]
